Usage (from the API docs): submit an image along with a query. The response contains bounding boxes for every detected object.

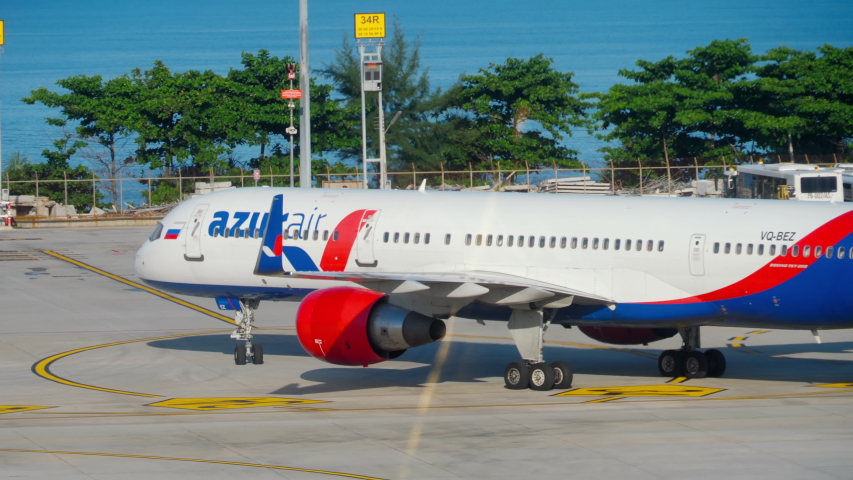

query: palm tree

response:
[6,151,30,171]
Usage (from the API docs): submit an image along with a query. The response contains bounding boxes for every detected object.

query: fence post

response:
[148,169,152,207]
[440,162,445,190]
[240,168,244,188]
[209,167,214,192]
[64,170,68,207]
[553,161,558,184]
[833,153,838,165]
[525,161,530,191]
[610,160,615,193]
[805,154,810,164]
[469,163,473,189]
[269,166,273,187]
[637,159,643,195]
[497,160,502,190]
[178,168,182,202]
[412,163,417,188]
[92,172,97,216]
[694,157,699,183]
[35,172,39,211]
[120,170,124,214]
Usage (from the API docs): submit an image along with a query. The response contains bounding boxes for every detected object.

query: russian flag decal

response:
[164,229,181,240]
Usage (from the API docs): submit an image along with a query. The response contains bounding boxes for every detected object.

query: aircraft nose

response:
[134,242,149,280]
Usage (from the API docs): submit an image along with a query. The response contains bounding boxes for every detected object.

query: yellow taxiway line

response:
[31,330,230,397]
[0,449,386,480]
[42,250,235,325]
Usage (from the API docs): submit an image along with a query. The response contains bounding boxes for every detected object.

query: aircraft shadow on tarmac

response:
[146,334,853,394]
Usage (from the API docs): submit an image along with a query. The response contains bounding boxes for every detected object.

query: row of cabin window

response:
[713,242,851,259]
[464,234,665,252]
[211,227,340,242]
[382,232,432,245]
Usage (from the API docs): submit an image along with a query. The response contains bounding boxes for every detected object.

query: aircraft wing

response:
[282,269,612,306]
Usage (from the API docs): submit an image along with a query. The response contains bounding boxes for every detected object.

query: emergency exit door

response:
[184,204,209,261]
[356,210,381,267]
[689,234,706,276]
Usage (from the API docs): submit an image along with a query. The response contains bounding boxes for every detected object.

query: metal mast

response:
[298,0,311,188]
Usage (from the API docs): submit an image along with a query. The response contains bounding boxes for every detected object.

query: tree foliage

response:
[452,54,587,171]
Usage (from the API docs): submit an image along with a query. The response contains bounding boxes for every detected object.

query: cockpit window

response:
[149,223,164,242]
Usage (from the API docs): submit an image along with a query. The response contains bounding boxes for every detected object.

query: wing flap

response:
[280,269,611,304]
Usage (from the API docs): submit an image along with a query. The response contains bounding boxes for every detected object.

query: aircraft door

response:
[184,204,210,261]
[689,234,705,276]
[355,210,381,267]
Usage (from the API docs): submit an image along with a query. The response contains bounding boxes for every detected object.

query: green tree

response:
[130,61,236,175]
[673,38,759,156]
[5,131,101,210]
[320,19,447,181]
[228,50,359,164]
[22,74,139,204]
[453,54,588,172]
[750,45,853,156]
[5,151,30,171]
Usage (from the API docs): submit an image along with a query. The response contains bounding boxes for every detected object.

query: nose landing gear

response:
[231,299,264,365]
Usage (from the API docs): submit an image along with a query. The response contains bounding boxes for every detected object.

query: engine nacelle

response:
[296,286,446,366]
[578,326,678,345]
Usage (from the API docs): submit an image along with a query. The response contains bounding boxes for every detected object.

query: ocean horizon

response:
[1,0,851,168]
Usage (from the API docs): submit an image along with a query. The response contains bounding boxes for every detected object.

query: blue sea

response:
[1,0,852,168]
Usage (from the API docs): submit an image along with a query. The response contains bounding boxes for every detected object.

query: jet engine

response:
[296,286,446,366]
[578,326,678,345]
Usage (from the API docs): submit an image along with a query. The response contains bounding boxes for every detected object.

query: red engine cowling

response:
[296,286,446,366]
[578,326,678,345]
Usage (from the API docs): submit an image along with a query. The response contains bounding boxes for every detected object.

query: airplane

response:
[134,186,853,391]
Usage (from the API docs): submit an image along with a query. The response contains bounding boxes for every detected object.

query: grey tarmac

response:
[1,227,852,479]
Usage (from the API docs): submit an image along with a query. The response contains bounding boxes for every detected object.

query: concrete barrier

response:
[14,216,164,229]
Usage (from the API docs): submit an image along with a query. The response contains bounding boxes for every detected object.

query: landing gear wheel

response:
[234,345,247,365]
[705,349,726,377]
[504,362,529,390]
[528,363,555,391]
[658,349,682,377]
[550,361,573,389]
[682,350,708,378]
[252,344,264,365]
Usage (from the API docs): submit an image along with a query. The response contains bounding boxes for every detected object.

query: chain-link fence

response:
[4,154,851,217]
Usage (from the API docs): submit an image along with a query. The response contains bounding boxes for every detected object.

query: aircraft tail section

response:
[255,194,287,276]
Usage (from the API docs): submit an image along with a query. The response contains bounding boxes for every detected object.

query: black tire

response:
[705,349,726,377]
[252,344,264,365]
[682,350,708,378]
[528,363,555,391]
[504,362,529,390]
[550,360,573,389]
[234,345,247,365]
[658,349,682,377]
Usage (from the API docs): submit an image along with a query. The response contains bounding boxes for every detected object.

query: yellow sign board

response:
[554,384,724,398]
[147,397,327,411]
[354,13,385,39]
[0,20,5,46]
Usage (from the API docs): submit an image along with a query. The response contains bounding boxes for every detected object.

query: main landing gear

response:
[231,299,264,365]
[503,310,573,391]
[657,326,726,378]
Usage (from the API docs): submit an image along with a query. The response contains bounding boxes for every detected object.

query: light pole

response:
[298,0,311,188]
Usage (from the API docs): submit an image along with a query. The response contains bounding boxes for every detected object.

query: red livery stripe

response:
[651,210,853,305]
[319,210,376,272]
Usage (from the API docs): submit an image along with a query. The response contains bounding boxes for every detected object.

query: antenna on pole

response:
[298,0,311,188]
[0,20,7,202]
